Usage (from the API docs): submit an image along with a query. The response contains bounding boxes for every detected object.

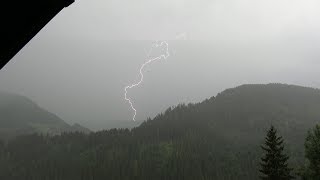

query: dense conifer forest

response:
[0,84,320,179]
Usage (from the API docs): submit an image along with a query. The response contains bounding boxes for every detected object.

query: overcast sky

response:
[0,0,320,130]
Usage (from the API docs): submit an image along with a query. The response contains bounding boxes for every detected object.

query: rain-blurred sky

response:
[1,0,320,130]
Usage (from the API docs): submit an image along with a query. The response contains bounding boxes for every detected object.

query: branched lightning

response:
[124,41,170,121]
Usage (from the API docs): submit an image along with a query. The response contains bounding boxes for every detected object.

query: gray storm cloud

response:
[46,0,320,41]
[0,0,320,130]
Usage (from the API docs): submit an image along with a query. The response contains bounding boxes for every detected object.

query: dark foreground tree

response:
[260,125,294,180]
[301,124,320,180]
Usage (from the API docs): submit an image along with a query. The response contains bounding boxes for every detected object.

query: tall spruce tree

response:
[260,125,293,180]
[302,124,320,179]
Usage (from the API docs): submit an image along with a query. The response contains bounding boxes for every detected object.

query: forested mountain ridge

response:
[0,91,90,139]
[0,83,319,179]
[142,83,320,144]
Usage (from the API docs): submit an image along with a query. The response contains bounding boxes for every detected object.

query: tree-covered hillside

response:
[0,84,320,179]
[0,92,90,139]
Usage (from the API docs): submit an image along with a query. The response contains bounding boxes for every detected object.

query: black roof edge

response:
[0,0,75,70]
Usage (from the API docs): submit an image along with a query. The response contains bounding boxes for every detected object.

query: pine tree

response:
[302,124,320,180]
[260,125,294,180]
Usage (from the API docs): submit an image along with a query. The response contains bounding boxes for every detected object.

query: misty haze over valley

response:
[1,0,320,130]
[1,0,320,179]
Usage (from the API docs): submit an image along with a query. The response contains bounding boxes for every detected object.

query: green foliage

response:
[0,114,260,180]
[260,126,293,180]
[301,124,320,179]
[1,84,320,179]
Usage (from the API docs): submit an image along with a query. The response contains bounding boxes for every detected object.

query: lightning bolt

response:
[124,41,170,121]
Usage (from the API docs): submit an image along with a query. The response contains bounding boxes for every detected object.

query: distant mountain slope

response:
[205,84,320,143]
[137,83,320,172]
[144,83,320,142]
[0,92,90,139]
[1,84,320,179]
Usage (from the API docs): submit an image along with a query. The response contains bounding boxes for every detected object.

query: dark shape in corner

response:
[0,0,75,70]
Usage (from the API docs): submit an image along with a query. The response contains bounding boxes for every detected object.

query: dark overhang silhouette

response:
[1,0,75,70]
